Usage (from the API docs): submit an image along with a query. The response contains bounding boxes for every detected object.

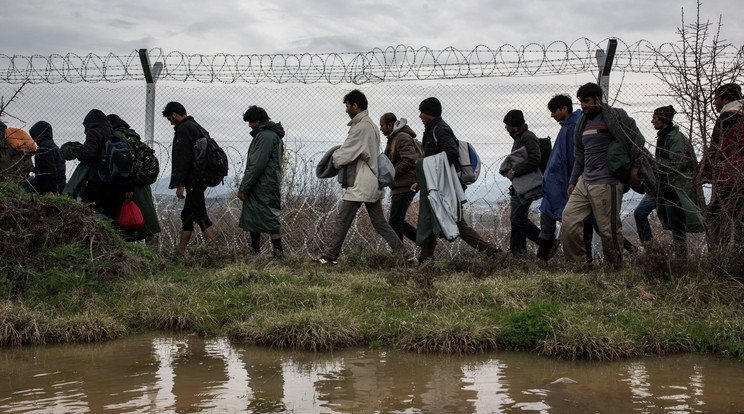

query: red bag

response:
[118,199,145,230]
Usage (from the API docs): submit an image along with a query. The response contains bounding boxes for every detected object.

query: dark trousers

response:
[82,181,126,221]
[388,191,417,242]
[420,218,499,260]
[510,194,540,255]
[633,194,657,243]
[708,185,744,250]
[182,185,213,231]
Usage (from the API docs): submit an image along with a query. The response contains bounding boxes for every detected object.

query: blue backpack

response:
[98,134,134,184]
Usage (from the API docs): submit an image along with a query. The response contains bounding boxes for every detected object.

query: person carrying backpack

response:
[75,109,133,221]
[107,114,161,243]
[29,121,66,195]
[162,101,215,255]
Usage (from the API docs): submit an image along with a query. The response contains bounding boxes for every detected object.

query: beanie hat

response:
[503,109,525,127]
[419,97,442,117]
[653,105,676,123]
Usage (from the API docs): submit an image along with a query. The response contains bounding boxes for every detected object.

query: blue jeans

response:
[510,194,540,255]
[388,192,417,242]
[633,194,656,243]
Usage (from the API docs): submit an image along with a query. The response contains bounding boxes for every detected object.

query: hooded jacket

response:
[29,121,66,194]
[539,109,581,221]
[238,120,286,233]
[76,109,121,185]
[332,109,384,203]
[383,119,420,195]
[507,123,541,176]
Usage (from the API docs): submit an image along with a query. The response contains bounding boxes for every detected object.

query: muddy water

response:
[0,334,743,413]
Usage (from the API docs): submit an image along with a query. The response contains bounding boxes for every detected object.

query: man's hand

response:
[411,182,420,193]
[506,170,515,181]
[567,183,575,199]
[176,184,185,199]
[237,190,245,201]
[628,167,640,187]
[124,191,134,201]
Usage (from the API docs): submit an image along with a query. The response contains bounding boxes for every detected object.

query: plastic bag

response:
[118,199,145,230]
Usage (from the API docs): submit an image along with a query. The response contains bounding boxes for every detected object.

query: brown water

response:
[0,334,743,413]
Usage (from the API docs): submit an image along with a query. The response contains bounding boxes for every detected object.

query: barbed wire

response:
[3,39,742,85]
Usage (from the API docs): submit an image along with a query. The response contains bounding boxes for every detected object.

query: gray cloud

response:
[1,0,741,55]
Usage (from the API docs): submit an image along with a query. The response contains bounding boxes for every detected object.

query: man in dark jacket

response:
[413,97,504,264]
[503,109,542,256]
[76,109,132,221]
[696,83,744,249]
[238,105,285,257]
[163,101,215,255]
[29,121,66,194]
[381,113,420,243]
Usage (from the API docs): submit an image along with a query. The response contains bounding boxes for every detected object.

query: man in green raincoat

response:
[237,106,285,257]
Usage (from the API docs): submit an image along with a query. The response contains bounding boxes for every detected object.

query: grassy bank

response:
[1,187,744,361]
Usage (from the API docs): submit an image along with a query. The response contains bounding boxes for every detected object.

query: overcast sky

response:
[3,0,743,55]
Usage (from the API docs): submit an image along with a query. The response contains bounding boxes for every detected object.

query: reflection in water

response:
[0,333,743,412]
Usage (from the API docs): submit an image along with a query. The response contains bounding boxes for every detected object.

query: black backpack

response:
[98,134,134,184]
[116,128,160,186]
[193,126,228,187]
[538,136,552,174]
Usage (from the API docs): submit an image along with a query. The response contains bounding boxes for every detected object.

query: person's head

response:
[418,97,442,125]
[106,114,130,129]
[162,101,187,126]
[713,83,742,112]
[503,109,525,135]
[652,105,676,130]
[547,94,573,123]
[576,82,604,115]
[343,89,368,119]
[380,112,397,136]
[243,105,270,128]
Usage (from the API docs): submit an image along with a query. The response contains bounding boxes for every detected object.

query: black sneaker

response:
[311,255,337,265]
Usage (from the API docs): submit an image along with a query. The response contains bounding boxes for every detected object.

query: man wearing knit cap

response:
[696,83,744,249]
[635,105,702,256]
[412,96,505,264]
[502,109,542,256]
[561,82,656,268]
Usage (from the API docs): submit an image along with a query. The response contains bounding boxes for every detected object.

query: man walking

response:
[163,101,215,255]
[502,109,542,256]
[696,83,744,249]
[238,105,286,258]
[380,113,420,243]
[536,94,589,262]
[312,90,407,265]
[413,97,503,263]
[561,83,655,267]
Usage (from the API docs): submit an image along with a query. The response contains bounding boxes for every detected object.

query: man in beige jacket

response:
[312,90,407,265]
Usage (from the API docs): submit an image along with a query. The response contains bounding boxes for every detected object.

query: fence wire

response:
[1,40,719,257]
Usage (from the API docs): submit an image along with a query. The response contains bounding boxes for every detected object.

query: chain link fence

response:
[2,41,727,257]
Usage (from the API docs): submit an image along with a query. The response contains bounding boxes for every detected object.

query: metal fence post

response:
[595,38,618,101]
[139,49,162,147]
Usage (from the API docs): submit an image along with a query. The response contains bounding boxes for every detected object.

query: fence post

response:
[595,38,617,100]
[138,49,162,147]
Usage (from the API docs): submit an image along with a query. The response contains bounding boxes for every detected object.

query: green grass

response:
[2,186,744,360]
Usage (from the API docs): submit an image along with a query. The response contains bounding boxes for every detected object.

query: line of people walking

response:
[3,81,742,265]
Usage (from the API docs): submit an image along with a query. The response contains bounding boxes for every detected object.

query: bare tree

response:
[651,0,744,250]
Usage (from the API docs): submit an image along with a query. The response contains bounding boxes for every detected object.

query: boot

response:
[537,239,552,262]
